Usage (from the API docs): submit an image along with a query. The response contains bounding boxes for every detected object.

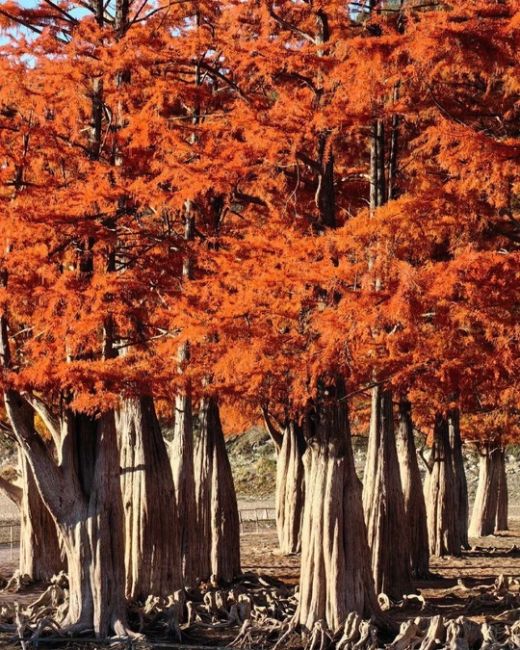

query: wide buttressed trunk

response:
[169,392,198,585]
[468,444,502,538]
[119,397,182,601]
[275,421,305,555]
[58,410,127,636]
[298,378,379,636]
[5,390,128,637]
[395,400,429,579]
[448,409,469,550]
[425,414,460,557]
[495,447,508,532]
[195,397,240,583]
[362,388,413,599]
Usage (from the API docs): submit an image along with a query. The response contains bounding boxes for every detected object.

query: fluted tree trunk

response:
[425,414,460,557]
[195,396,240,583]
[262,411,305,555]
[363,388,413,599]
[119,397,181,600]
[296,5,379,635]
[298,378,380,635]
[448,409,469,550]
[0,451,64,582]
[364,111,414,595]
[395,400,429,578]
[469,444,501,538]
[495,447,508,532]
[4,390,128,636]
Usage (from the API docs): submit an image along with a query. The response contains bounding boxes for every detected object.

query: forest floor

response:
[1,520,520,646]
[241,518,520,625]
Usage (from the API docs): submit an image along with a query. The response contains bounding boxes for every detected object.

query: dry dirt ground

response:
[2,520,520,646]
[242,518,520,624]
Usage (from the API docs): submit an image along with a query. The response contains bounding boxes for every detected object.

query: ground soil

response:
[241,518,520,625]
[1,519,520,646]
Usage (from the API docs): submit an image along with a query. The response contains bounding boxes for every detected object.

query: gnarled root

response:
[3,571,32,593]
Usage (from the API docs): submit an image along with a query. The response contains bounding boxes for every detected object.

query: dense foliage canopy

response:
[0,0,518,436]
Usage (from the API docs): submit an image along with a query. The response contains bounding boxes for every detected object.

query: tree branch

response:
[0,474,22,507]
[3,390,65,517]
[261,406,284,450]
[418,445,433,473]
[22,393,61,451]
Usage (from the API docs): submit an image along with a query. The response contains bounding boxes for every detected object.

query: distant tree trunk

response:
[195,396,240,583]
[425,414,460,557]
[448,409,469,550]
[276,421,305,555]
[469,444,501,538]
[495,447,508,532]
[363,388,413,599]
[298,378,379,635]
[262,411,305,555]
[0,452,64,582]
[119,397,181,600]
[169,391,198,585]
[395,400,429,578]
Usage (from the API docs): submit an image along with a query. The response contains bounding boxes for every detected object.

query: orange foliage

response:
[0,0,518,440]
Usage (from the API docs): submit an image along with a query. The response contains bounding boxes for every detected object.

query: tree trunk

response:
[58,410,127,635]
[448,409,470,550]
[469,444,501,538]
[169,392,198,585]
[362,388,413,599]
[5,391,128,637]
[119,397,181,601]
[395,400,429,578]
[495,447,508,532]
[425,414,460,557]
[19,451,65,582]
[298,378,379,635]
[0,453,64,582]
[195,396,240,583]
[275,421,305,555]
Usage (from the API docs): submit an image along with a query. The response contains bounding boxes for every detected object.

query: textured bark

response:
[275,421,305,555]
[0,450,63,584]
[18,451,65,582]
[298,379,379,635]
[448,409,470,550]
[195,397,241,583]
[119,397,182,600]
[362,388,413,599]
[169,392,198,585]
[395,400,429,578]
[57,411,127,635]
[425,414,460,557]
[4,391,127,637]
[495,447,508,532]
[468,444,501,538]
[263,411,305,555]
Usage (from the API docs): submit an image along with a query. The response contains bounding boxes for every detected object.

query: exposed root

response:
[8,569,520,649]
[306,619,334,650]
[3,571,33,593]
[378,592,426,612]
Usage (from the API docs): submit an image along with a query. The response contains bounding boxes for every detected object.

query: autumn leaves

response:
[0,0,518,639]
